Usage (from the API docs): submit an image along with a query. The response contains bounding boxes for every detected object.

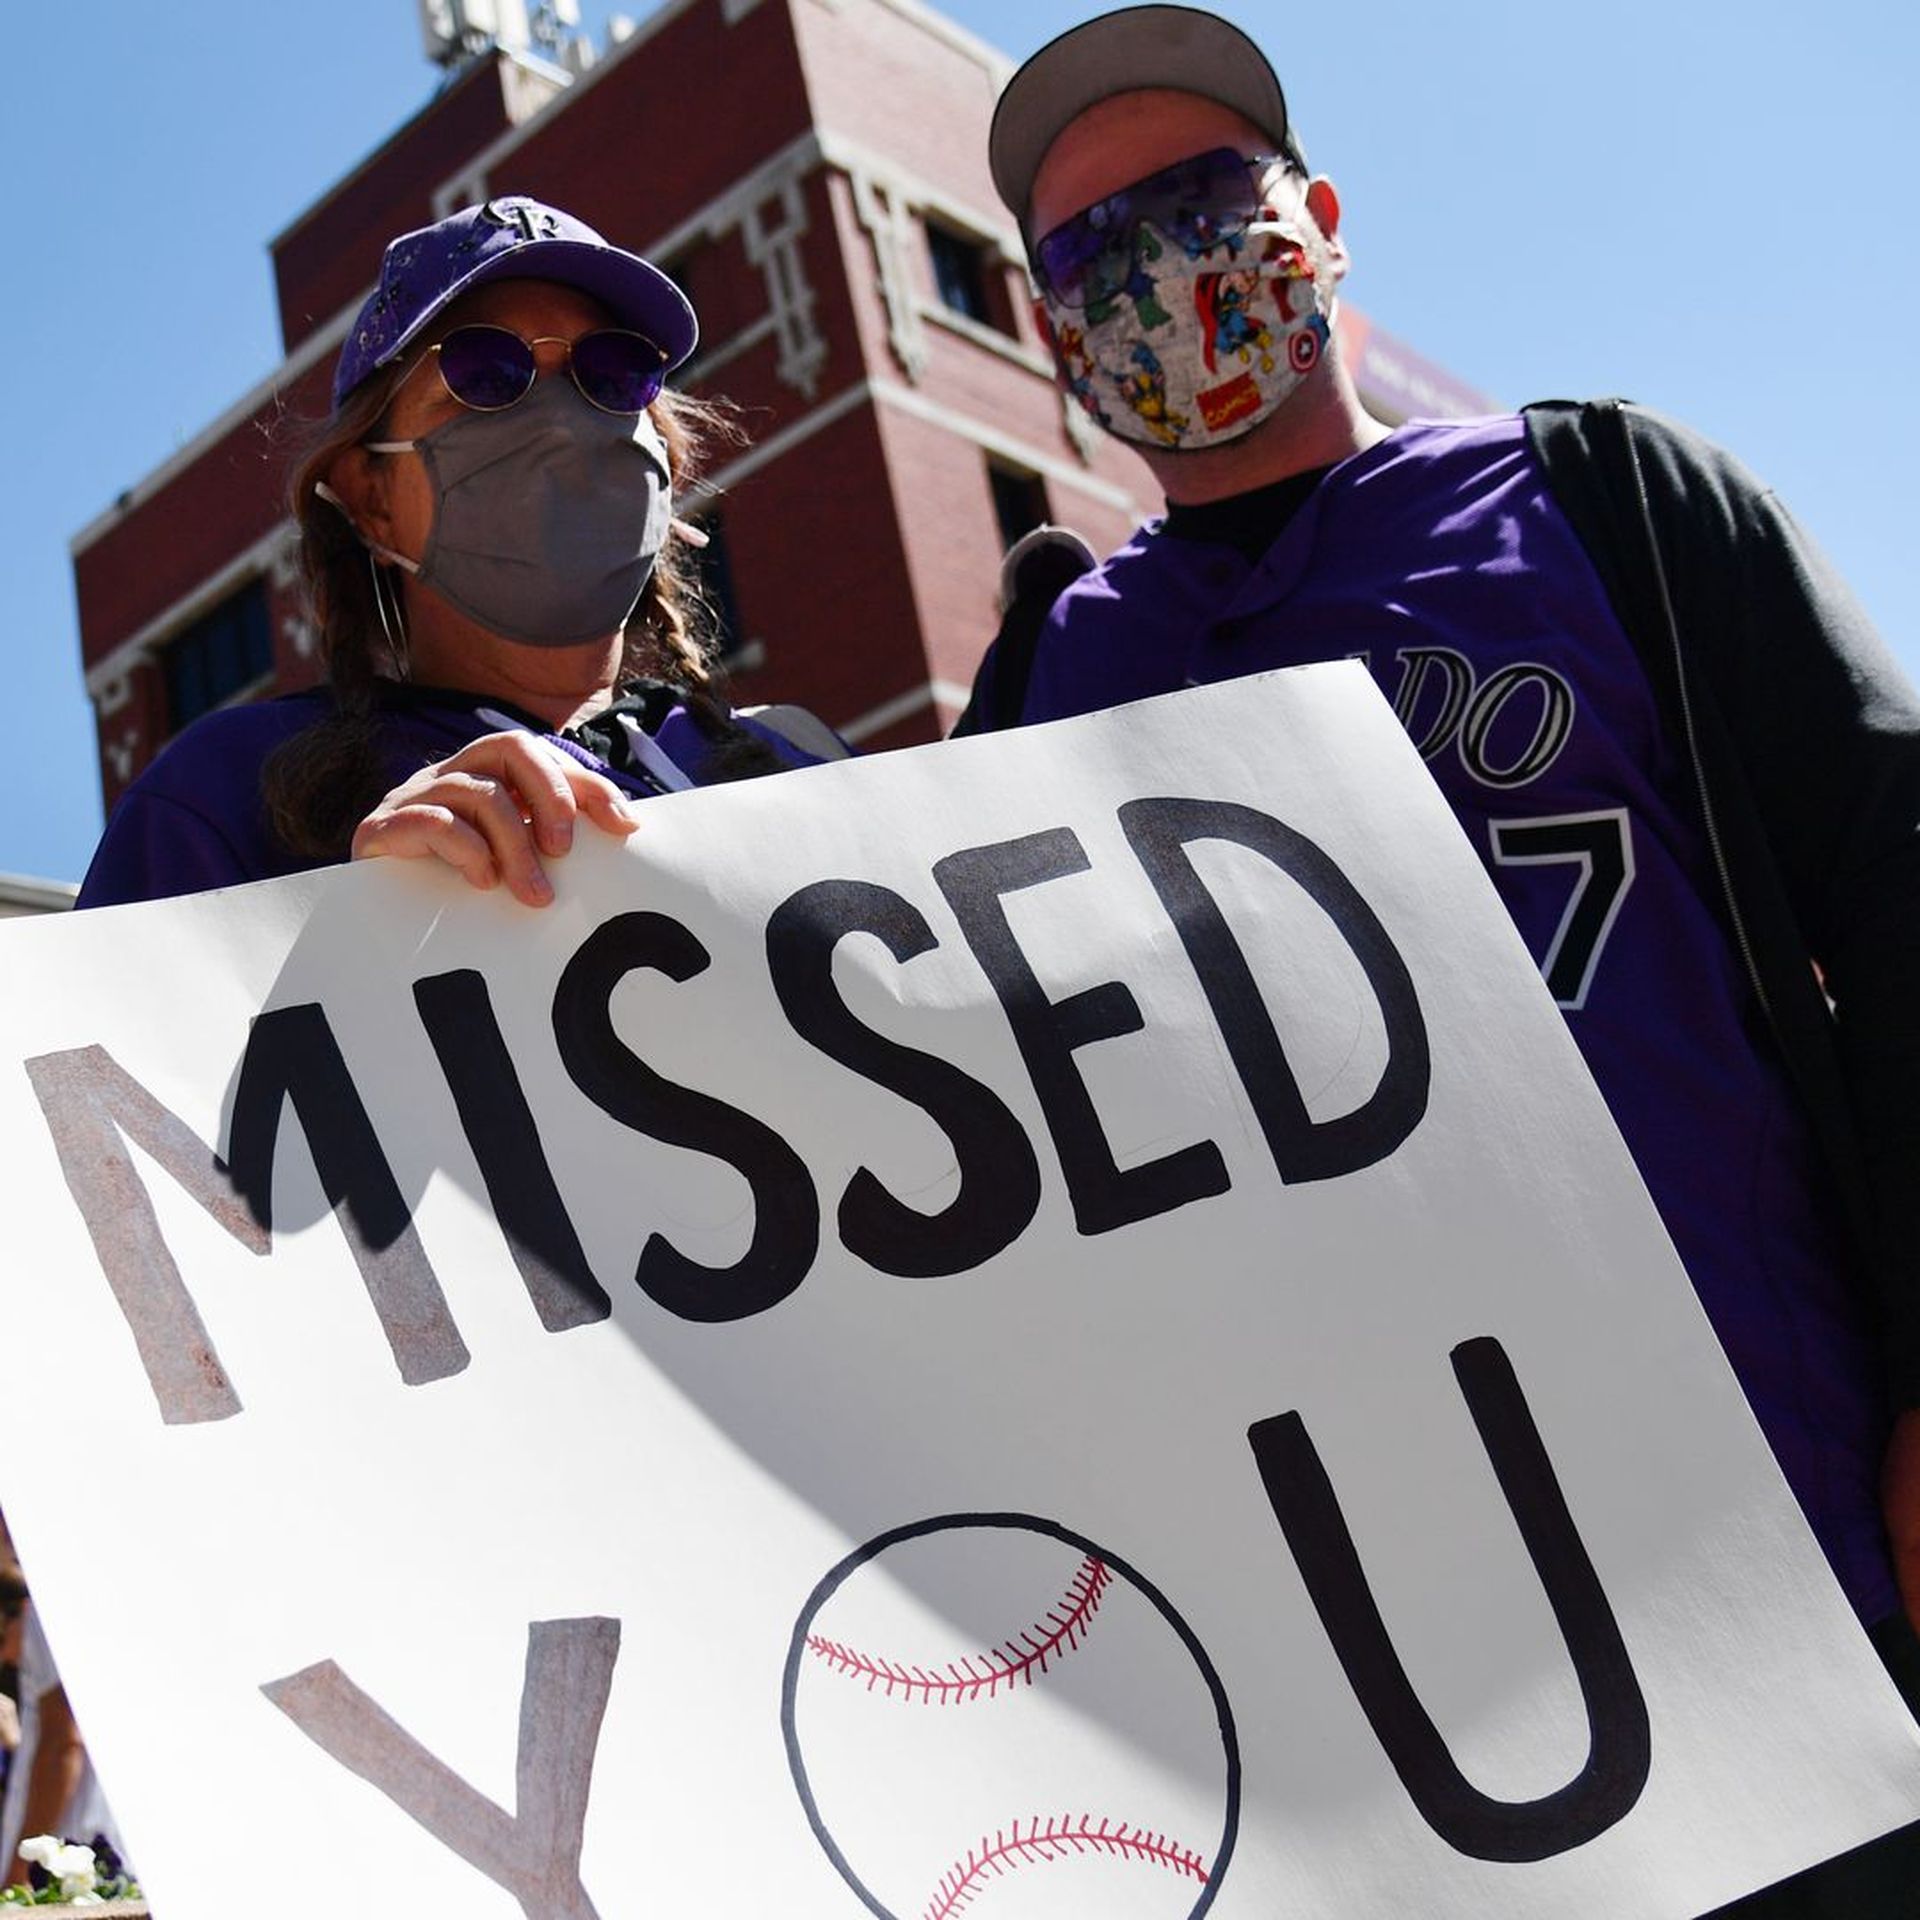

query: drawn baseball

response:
[784,1514,1238,1919]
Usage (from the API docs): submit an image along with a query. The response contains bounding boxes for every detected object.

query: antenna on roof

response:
[420,0,595,72]
[535,0,599,72]
[420,0,531,65]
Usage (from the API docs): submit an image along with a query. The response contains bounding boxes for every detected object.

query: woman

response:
[80,195,829,910]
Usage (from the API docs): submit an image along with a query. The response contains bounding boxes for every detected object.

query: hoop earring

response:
[368,551,411,680]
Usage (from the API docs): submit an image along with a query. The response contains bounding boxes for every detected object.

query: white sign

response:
[0,664,1914,1918]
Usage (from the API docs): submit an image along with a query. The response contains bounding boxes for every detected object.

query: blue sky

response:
[6,0,1913,884]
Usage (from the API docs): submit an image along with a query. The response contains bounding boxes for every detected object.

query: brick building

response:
[70,0,1491,810]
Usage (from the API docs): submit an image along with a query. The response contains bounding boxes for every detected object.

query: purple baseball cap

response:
[331,195,698,408]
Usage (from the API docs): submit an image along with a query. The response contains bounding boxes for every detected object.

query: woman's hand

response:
[351,731,639,906]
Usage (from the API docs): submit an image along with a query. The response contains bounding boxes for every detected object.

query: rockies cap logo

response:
[481,199,561,245]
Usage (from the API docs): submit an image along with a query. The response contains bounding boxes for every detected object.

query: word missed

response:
[29,798,1429,1425]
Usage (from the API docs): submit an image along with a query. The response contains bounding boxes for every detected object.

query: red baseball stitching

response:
[923,1814,1210,1920]
[805,1557,1111,1703]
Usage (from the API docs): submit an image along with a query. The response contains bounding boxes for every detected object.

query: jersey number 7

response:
[1489,809,1635,1012]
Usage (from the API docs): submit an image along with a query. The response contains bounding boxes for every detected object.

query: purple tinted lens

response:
[436,325,537,410]
[1037,216,1113,298]
[569,329,669,414]
[1038,146,1257,306]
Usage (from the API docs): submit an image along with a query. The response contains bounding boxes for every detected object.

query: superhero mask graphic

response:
[1035,148,1333,452]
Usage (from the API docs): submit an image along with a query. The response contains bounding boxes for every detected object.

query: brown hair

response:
[262,354,768,861]
[0,1510,23,1621]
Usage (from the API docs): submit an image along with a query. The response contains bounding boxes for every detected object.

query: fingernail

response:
[528,868,553,902]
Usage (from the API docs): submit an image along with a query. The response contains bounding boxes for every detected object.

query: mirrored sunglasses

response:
[425,323,670,415]
[1035,147,1289,310]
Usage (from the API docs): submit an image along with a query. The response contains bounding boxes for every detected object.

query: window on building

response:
[927,223,1003,330]
[656,239,710,312]
[162,577,273,731]
[987,462,1050,552]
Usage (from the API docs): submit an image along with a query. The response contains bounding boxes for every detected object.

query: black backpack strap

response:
[951,525,1098,736]
[1522,399,1695,720]
[1525,397,1890,1332]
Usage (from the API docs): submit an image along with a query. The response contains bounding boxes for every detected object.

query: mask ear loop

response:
[368,551,412,681]
[315,479,412,681]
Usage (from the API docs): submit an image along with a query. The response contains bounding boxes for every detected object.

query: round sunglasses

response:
[412,322,671,416]
[1035,148,1290,310]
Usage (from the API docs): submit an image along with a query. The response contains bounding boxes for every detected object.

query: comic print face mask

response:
[1033,146,1334,452]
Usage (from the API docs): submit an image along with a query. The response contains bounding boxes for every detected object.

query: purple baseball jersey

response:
[1020,412,1895,1625]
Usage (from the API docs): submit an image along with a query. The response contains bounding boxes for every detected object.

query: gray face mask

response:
[363,379,673,648]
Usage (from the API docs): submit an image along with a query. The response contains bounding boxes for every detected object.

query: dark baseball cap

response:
[331,195,698,408]
[989,6,1303,225]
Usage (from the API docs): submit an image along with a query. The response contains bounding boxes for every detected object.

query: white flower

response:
[15,1835,61,1871]
[52,1842,97,1898]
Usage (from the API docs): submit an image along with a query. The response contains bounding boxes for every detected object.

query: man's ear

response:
[1303,175,1352,281]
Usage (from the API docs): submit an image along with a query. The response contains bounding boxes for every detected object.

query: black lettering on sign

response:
[264,1617,620,1920]
[1120,798,1429,1183]
[226,1003,469,1387]
[765,880,1042,1277]
[1247,1337,1650,1861]
[551,912,819,1321]
[414,969,610,1331]
[934,829,1229,1236]
[25,1044,267,1425]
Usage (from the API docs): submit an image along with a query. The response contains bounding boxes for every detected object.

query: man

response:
[966,7,1920,1913]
